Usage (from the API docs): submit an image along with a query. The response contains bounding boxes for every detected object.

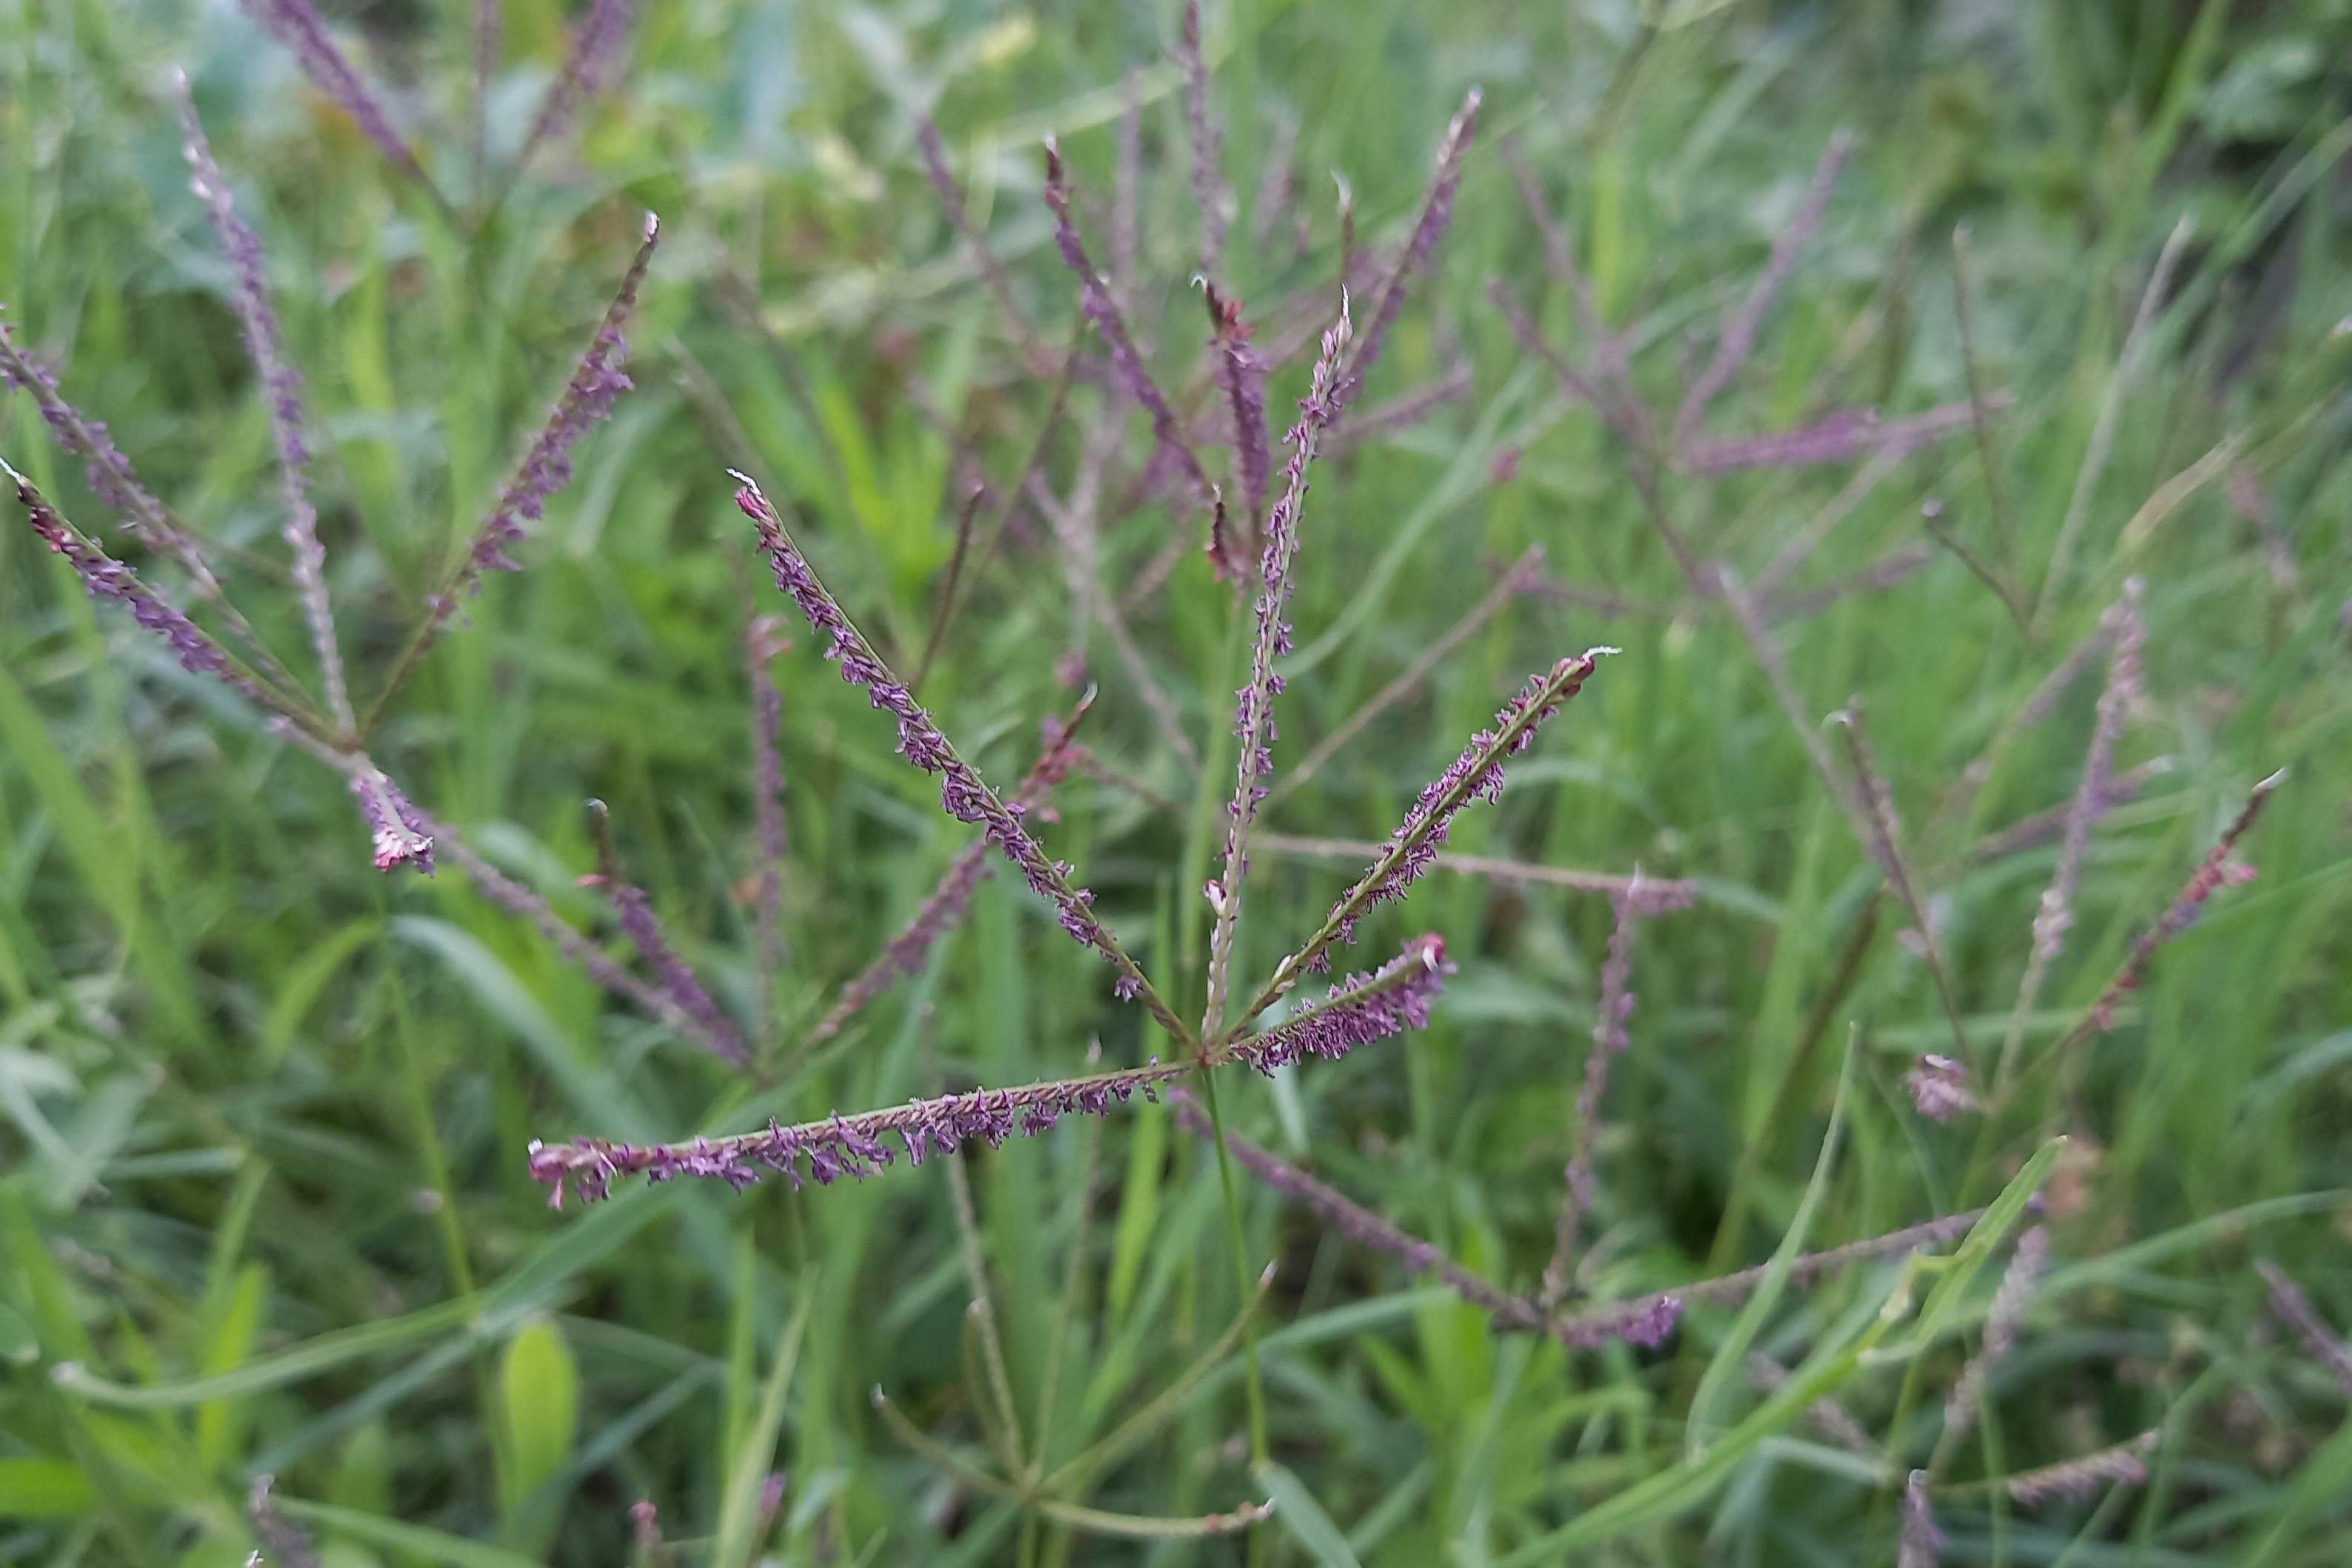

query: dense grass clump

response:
[4,1,2351,1564]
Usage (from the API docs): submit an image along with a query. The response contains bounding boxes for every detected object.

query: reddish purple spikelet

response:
[2075,771,2280,1041]
[1204,294,1351,1027]
[806,703,1090,1050]
[238,1,432,189]
[737,476,1174,1029]
[1176,0,1230,274]
[516,0,637,172]
[746,612,790,982]
[1904,1054,1978,1123]
[177,79,354,731]
[528,1062,1188,1206]
[1330,651,1609,949]
[2257,1260,2352,1400]
[463,214,656,584]
[1682,399,1985,476]
[1546,888,1644,1303]
[1229,933,1449,1075]
[1675,130,1853,447]
[581,874,748,1071]
[8,463,282,713]
[1944,1225,2047,1439]
[2032,581,2145,964]
[2006,1433,2157,1507]
[1041,140,1216,511]
[350,766,434,873]
[1204,280,1273,533]
[1349,89,1481,401]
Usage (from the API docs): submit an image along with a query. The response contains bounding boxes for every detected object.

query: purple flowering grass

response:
[584,801,750,1069]
[514,0,637,176]
[1203,281,1273,538]
[177,78,356,733]
[1544,886,1645,1305]
[1349,88,1481,404]
[1042,141,1217,516]
[1898,1470,1940,1568]
[2257,1260,2352,1401]
[1204,292,1352,1036]
[736,473,1185,1038]
[238,1,435,196]
[1176,0,1229,276]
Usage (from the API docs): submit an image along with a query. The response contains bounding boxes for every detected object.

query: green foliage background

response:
[3,0,2351,1562]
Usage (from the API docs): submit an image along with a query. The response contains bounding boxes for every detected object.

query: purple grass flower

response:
[1176,0,1229,275]
[737,476,1182,1038]
[2072,770,2279,1043]
[1204,294,1351,1031]
[177,79,355,732]
[1898,1470,1941,1568]
[349,764,434,873]
[515,0,637,175]
[1674,130,1853,447]
[2005,1433,2158,1507]
[465,215,656,582]
[2032,581,2146,966]
[420,817,741,1060]
[1349,89,1481,403]
[804,703,1089,1052]
[1041,139,1216,511]
[1170,1090,1552,1333]
[238,1,433,192]
[746,611,790,990]
[912,113,1044,362]
[248,1475,320,1568]
[1681,398,1987,476]
[583,805,749,1069]
[528,1060,1193,1206]
[1227,933,1449,1075]
[1545,888,1644,1305]
[2257,1260,2352,1400]
[1203,280,1273,536]
[7,462,286,716]
[1327,651,1610,950]
[1321,360,1473,458]
[384,215,659,706]
[1904,1054,1978,1123]
[1944,1225,2046,1440]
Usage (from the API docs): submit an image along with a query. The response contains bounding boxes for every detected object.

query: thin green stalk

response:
[1194,1070,1270,1470]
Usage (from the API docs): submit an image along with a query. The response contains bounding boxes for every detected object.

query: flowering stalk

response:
[1904,1055,1978,1123]
[1,317,309,699]
[248,1475,320,1568]
[237,1,441,204]
[2257,1260,2352,1401]
[582,801,749,1070]
[1042,140,1216,513]
[2001,1432,2158,1507]
[1222,933,1449,1074]
[4,459,320,733]
[534,935,1441,1206]
[745,610,790,998]
[2056,768,2281,1056]
[1242,651,1610,1022]
[513,0,636,178]
[801,699,1092,1056]
[912,114,1045,368]
[1176,0,1228,276]
[367,214,660,728]
[349,763,436,873]
[1251,834,1695,913]
[1995,582,2145,1092]
[1680,399,1984,476]
[1204,295,1352,1043]
[1938,1225,2047,1453]
[176,80,357,735]
[1202,281,1272,540]
[1673,130,1852,448]
[528,1061,1193,1206]
[1543,888,1643,1307]
[1349,89,1481,403]
[1168,1090,1555,1333]
[737,474,1188,1044]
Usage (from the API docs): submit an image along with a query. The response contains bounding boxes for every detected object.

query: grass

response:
[4,0,2352,1563]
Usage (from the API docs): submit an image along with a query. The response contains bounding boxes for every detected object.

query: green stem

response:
[1195,1070,1270,1470]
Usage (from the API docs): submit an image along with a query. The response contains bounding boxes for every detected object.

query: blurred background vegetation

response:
[3,0,2351,1562]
